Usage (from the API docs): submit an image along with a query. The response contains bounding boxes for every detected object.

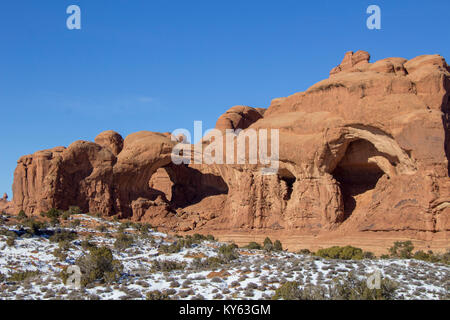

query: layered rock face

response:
[11,51,450,244]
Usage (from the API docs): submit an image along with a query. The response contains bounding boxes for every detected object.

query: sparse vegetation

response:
[75,246,123,287]
[49,229,77,243]
[218,243,239,262]
[114,232,134,250]
[315,246,373,260]
[245,242,262,250]
[151,260,186,272]
[389,241,414,259]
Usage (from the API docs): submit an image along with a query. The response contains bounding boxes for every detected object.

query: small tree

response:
[263,237,273,251]
[389,241,414,259]
[76,246,123,286]
[218,243,239,262]
[273,240,283,251]
[17,210,27,220]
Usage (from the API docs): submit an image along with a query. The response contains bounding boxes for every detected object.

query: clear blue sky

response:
[0,0,449,197]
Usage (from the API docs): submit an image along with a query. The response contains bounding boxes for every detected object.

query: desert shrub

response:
[0,229,17,238]
[297,249,311,255]
[80,240,96,250]
[52,248,68,261]
[40,208,63,224]
[272,281,304,300]
[67,206,82,215]
[118,222,132,232]
[114,232,134,250]
[8,270,41,282]
[389,241,414,259]
[69,220,81,228]
[412,249,450,265]
[273,240,283,251]
[315,246,366,260]
[158,241,185,254]
[218,243,239,262]
[75,246,123,286]
[245,242,262,250]
[61,211,71,221]
[263,237,273,251]
[17,210,27,220]
[96,225,108,233]
[135,223,152,235]
[23,218,46,236]
[190,257,224,270]
[146,290,170,300]
[330,272,398,300]
[272,272,398,300]
[58,240,72,251]
[49,229,77,243]
[151,260,186,272]
[191,233,215,242]
[6,237,15,246]
[363,251,375,259]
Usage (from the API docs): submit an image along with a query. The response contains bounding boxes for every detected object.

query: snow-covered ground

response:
[0,214,448,300]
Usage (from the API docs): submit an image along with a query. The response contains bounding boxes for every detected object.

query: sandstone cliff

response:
[10,51,450,247]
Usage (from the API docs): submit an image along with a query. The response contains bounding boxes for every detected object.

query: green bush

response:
[297,249,311,255]
[273,240,283,251]
[67,206,82,215]
[272,281,303,300]
[41,208,62,220]
[389,241,414,259]
[245,242,262,250]
[146,290,170,300]
[191,257,224,270]
[69,220,81,228]
[23,218,45,236]
[96,225,108,233]
[159,234,215,254]
[272,273,398,300]
[49,229,77,243]
[80,240,96,250]
[218,243,239,262]
[114,233,134,250]
[315,246,367,260]
[8,270,41,282]
[6,237,15,246]
[135,223,152,235]
[75,246,123,286]
[17,210,27,220]
[412,249,450,265]
[52,248,68,261]
[192,233,215,242]
[151,260,186,272]
[263,237,273,251]
[330,272,398,300]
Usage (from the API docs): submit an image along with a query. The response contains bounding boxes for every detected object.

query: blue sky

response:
[0,0,449,197]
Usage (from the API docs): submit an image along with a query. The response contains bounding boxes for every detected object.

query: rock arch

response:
[323,126,417,221]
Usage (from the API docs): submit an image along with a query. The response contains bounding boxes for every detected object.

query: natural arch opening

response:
[332,140,387,221]
[149,164,229,209]
[278,168,296,201]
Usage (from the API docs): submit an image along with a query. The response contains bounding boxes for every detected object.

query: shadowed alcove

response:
[332,139,388,221]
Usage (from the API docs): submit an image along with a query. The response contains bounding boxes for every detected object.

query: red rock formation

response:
[10,51,450,249]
